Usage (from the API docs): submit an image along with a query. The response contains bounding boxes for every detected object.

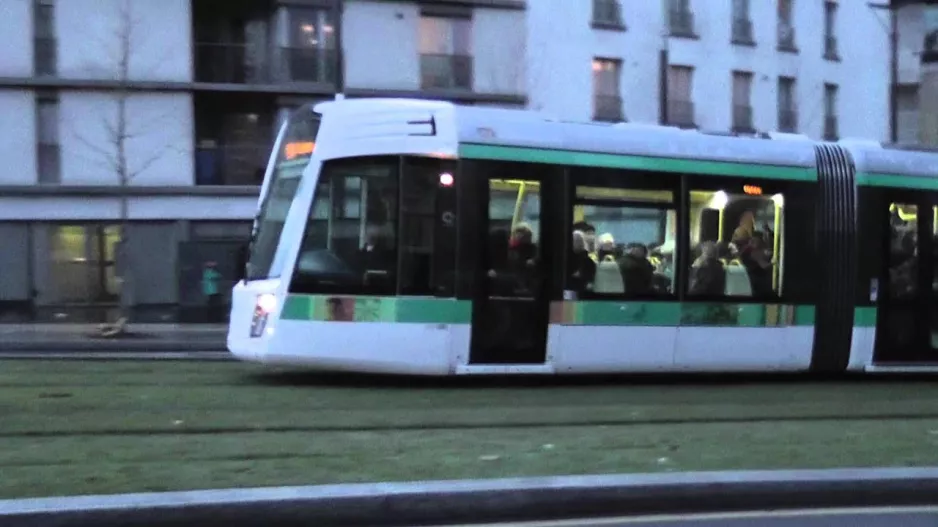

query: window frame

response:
[565,166,682,301]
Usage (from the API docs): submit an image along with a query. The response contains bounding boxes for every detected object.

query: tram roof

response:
[839,140,938,186]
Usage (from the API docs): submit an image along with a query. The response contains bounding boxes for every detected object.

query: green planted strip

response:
[459,144,816,181]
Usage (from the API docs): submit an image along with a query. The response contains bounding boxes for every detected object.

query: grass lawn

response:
[2,360,938,499]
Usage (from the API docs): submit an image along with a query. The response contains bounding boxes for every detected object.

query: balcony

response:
[669,9,695,37]
[194,43,336,85]
[420,54,473,91]
[195,143,270,186]
[593,94,624,122]
[731,18,754,45]
[824,115,838,141]
[667,100,695,128]
[777,23,797,52]
[732,104,754,132]
[34,37,56,76]
[592,0,624,29]
[824,35,839,60]
[778,108,798,133]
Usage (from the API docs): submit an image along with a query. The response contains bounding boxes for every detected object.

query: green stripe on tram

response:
[281,294,815,327]
[854,306,878,328]
[280,295,472,323]
[458,144,816,182]
[856,172,938,190]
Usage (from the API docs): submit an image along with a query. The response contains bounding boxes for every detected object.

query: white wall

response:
[56,0,191,82]
[344,0,525,95]
[344,1,419,90]
[0,90,36,185]
[0,0,32,77]
[527,0,890,140]
[472,9,526,95]
[59,92,193,186]
[897,4,926,84]
[0,195,258,221]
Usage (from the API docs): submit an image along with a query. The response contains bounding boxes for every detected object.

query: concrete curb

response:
[0,340,228,352]
[3,467,938,527]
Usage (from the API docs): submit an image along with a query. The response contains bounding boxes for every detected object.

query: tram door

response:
[874,197,938,363]
[467,163,560,365]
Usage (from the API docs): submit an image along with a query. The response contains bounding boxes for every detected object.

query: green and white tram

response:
[229,98,938,375]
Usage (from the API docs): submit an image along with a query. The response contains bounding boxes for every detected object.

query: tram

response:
[228,98,938,375]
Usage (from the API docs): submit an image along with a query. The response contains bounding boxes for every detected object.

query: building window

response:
[33,0,56,76]
[36,91,60,184]
[419,15,473,90]
[731,0,754,45]
[777,77,797,133]
[777,0,797,52]
[823,83,838,141]
[48,225,121,304]
[823,1,839,60]
[732,71,754,133]
[667,65,695,128]
[592,0,624,30]
[278,7,336,84]
[592,58,624,122]
[668,0,695,38]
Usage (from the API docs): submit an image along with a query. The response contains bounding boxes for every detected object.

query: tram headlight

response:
[249,294,278,338]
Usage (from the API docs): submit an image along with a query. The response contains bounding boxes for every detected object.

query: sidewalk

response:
[0,324,228,352]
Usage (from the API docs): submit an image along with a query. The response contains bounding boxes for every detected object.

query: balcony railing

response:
[194,42,336,85]
[777,23,797,51]
[592,0,623,27]
[594,94,624,122]
[824,35,839,59]
[778,108,798,133]
[732,104,753,132]
[824,116,838,141]
[667,100,695,128]
[195,144,270,186]
[420,54,473,90]
[272,46,336,84]
[732,18,754,44]
[669,9,695,37]
[34,37,56,76]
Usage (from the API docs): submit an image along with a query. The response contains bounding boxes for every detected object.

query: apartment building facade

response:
[0,0,908,322]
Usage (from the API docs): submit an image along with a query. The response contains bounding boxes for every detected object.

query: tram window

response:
[568,179,677,298]
[246,108,320,280]
[888,203,918,298]
[398,157,458,296]
[686,187,785,299]
[290,157,399,295]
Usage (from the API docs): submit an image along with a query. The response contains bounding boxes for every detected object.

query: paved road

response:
[435,507,938,527]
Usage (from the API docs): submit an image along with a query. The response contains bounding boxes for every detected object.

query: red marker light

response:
[439,173,454,186]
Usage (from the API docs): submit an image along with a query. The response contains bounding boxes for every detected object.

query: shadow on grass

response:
[245,369,938,390]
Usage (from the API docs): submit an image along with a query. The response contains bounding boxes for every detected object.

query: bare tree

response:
[71,0,180,336]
